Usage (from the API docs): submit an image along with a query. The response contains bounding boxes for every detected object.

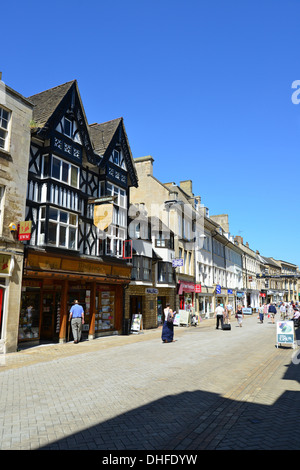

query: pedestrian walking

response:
[161,303,175,343]
[214,303,225,329]
[69,300,84,343]
[258,304,264,323]
[225,302,233,323]
[236,305,244,327]
[268,303,277,324]
[279,303,286,319]
[287,303,294,319]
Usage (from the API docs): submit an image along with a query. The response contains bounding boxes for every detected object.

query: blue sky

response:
[2,0,300,266]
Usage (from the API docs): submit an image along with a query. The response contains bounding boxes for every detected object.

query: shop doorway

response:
[157,296,166,324]
[40,291,61,340]
[130,296,143,319]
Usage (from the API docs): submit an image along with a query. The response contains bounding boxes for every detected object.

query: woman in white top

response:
[161,303,175,343]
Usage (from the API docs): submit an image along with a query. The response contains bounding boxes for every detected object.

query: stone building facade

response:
[0,76,33,353]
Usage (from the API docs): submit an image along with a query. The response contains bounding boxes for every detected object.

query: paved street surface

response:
[0,314,299,451]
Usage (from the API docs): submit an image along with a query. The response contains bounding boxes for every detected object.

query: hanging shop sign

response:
[19,221,32,241]
[93,204,114,231]
[172,258,183,267]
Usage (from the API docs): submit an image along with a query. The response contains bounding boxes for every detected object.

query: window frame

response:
[39,206,78,250]
[51,155,79,188]
[131,256,152,282]
[157,261,174,284]
[0,106,11,152]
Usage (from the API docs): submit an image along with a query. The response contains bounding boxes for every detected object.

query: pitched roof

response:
[89,118,122,156]
[89,118,138,187]
[28,80,76,128]
[262,257,281,268]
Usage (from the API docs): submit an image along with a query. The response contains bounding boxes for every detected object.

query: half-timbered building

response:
[19,80,138,345]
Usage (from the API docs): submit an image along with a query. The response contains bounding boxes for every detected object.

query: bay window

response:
[39,206,78,249]
[157,262,174,284]
[132,256,152,281]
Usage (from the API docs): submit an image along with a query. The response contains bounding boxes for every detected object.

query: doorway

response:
[130,296,143,318]
[40,291,61,340]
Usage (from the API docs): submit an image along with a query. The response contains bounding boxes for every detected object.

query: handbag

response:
[167,312,174,323]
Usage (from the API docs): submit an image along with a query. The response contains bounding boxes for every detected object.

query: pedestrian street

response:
[0,314,299,451]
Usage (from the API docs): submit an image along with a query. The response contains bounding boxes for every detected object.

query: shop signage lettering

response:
[178,281,195,295]
[146,288,158,294]
[27,253,130,279]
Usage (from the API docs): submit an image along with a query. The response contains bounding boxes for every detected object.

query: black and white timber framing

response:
[26,80,138,259]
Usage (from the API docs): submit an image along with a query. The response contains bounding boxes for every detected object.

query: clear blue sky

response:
[2,0,300,266]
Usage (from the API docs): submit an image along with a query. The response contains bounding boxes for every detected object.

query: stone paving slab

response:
[0,315,299,450]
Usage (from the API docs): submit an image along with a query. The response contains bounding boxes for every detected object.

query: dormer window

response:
[113,149,119,165]
[110,148,127,170]
[64,117,72,138]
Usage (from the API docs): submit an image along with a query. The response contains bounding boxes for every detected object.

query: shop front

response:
[178,280,195,312]
[19,250,131,345]
[196,285,215,318]
[215,286,228,308]
[125,285,175,330]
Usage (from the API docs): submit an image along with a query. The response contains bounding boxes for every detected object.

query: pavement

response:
[0,314,300,452]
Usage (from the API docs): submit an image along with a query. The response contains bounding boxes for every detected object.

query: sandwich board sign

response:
[276,321,295,348]
[131,314,143,334]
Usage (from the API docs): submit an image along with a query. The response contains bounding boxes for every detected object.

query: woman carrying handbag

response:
[161,303,175,343]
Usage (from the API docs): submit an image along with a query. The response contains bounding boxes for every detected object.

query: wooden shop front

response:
[19,250,131,344]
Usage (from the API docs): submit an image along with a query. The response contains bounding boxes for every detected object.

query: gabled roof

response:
[89,118,138,187]
[89,118,122,156]
[27,80,97,165]
[28,80,76,128]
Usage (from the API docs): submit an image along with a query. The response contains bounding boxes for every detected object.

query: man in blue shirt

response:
[69,300,84,343]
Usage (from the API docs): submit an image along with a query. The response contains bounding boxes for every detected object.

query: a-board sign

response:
[276,321,295,348]
[178,309,189,325]
[131,314,142,333]
[242,308,252,315]
[173,313,180,326]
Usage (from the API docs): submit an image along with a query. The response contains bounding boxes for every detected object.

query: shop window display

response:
[19,290,40,340]
[96,290,115,331]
